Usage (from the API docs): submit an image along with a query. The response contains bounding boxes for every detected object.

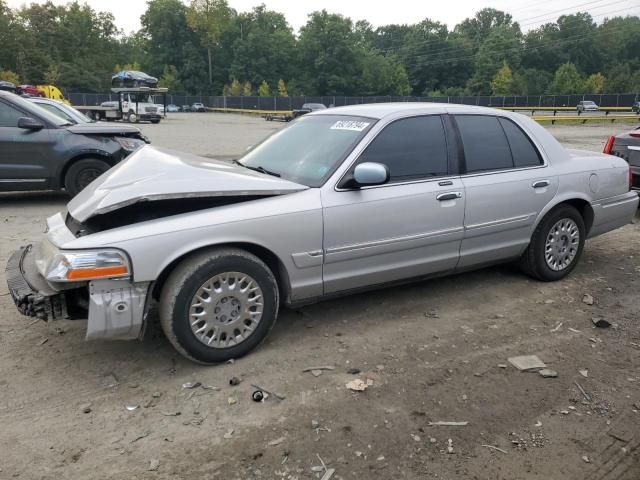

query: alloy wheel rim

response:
[189,272,264,349]
[544,218,580,271]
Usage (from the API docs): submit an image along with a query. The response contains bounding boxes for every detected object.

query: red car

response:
[17,85,44,97]
[604,128,640,191]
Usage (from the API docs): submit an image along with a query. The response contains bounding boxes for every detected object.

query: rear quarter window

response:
[498,118,543,168]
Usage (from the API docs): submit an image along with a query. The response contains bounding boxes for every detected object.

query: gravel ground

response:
[0,114,639,479]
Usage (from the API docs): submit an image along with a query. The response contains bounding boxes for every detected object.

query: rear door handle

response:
[437,192,462,201]
[532,180,550,188]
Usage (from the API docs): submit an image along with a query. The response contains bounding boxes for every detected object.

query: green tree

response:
[604,63,640,93]
[242,80,252,96]
[258,80,270,96]
[547,63,584,94]
[468,24,522,94]
[490,62,513,95]
[141,0,200,81]
[512,68,552,95]
[225,6,296,90]
[186,0,231,85]
[361,51,411,96]
[0,69,19,84]
[277,79,288,96]
[583,73,605,94]
[158,64,181,90]
[297,10,361,95]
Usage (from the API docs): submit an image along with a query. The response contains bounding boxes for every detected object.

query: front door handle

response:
[437,192,462,201]
[532,180,550,188]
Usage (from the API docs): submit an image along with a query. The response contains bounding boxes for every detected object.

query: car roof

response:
[307,102,509,120]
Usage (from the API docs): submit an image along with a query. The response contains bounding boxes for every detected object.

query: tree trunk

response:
[207,45,212,84]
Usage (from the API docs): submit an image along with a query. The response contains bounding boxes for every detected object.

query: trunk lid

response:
[67,146,308,222]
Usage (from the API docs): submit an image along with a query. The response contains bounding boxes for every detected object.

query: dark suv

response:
[0,90,149,196]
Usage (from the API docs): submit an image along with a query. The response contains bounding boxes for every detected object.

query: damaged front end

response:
[5,214,152,340]
[5,146,308,342]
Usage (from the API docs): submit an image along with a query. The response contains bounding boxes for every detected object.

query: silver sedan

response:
[6,103,638,363]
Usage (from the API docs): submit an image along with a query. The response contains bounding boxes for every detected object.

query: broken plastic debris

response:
[579,369,589,378]
[508,355,546,372]
[539,369,558,378]
[268,436,286,446]
[182,381,202,389]
[229,376,241,386]
[160,410,181,416]
[223,429,234,439]
[428,421,469,426]
[582,294,594,305]
[303,366,335,373]
[345,378,373,391]
[592,317,611,328]
[125,405,139,411]
[148,459,160,471]
[227,396,237,405]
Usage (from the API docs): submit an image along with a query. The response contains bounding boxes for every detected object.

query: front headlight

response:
[115,136,146,152]
[45,249,131,282]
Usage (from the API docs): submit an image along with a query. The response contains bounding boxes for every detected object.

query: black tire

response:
[520,204,586,281]
[64,158,110,197]
[150,119,160,124]
[159,248,279,364]
[127,111,138,123]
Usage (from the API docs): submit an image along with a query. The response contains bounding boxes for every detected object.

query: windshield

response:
[239,115,375,187]
[10,93,71,126]
[33,100,92,124]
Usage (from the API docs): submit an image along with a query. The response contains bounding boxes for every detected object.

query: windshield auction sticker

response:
[330,120,370,131]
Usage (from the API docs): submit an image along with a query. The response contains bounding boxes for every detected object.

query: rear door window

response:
[358,115,449,182]
[455,115,513,173]
[498,118,543,167]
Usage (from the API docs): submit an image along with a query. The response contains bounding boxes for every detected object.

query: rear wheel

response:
[64,158,110,196]
[520,204,586,281]
[159,248,279,364]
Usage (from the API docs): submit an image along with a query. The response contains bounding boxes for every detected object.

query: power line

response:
[376,0,636,57]
[379,4,639,64]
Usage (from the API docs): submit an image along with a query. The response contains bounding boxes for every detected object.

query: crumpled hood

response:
[67,145,308,222]
[67,123,143,136]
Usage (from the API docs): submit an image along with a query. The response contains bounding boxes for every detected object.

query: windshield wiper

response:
[234,160,281,178]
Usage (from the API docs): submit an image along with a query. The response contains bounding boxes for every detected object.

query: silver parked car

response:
[6,104,638,364]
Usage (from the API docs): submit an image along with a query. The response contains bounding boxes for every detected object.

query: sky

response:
[6,0,640,34]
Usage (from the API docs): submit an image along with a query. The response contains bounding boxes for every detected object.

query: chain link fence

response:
[68,92,640,110]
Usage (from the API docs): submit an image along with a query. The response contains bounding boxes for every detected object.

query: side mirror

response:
[341,162,390,189]
[18,117,44,130]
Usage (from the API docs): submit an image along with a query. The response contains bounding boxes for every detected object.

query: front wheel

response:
[127,111,138,123]
[520,204,586,281]
[159,248,279,364]
[64,158,110,196]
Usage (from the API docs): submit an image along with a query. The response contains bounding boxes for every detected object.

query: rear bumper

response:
[589,191,639,238]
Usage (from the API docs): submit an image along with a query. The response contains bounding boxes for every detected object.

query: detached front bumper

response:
[5,244,152,340]
[6,246,70,320]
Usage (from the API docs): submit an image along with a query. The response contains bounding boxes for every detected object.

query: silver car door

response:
[321,114,465,294]
[454,114,558,268]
